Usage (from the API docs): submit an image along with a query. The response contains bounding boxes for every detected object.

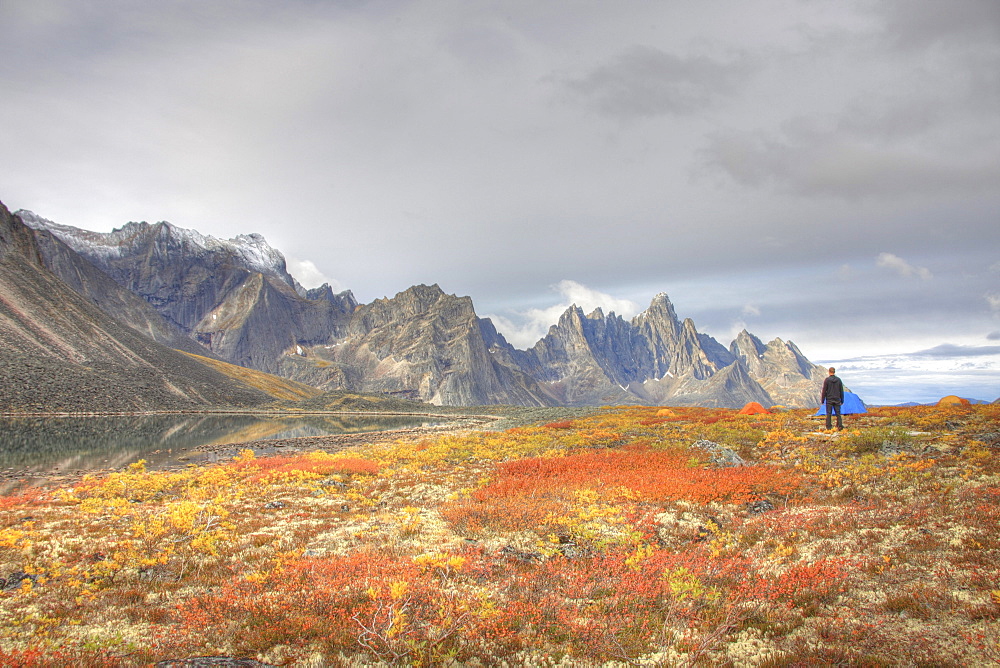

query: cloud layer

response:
[1,0,997,402]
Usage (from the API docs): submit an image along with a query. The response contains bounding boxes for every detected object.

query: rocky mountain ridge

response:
[17,209,827,408]
[0,203,277,412]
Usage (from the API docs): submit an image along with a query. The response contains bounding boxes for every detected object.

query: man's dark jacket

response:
[822,374,845,405]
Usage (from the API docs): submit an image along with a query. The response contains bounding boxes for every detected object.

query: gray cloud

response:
[556,45,749,119]
[702,114,1000,200]
[876,0,1000,50]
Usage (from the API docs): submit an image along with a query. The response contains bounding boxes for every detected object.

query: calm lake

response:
[0,413,441,489]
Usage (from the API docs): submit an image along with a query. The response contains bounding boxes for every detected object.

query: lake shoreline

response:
[0,413,498,494]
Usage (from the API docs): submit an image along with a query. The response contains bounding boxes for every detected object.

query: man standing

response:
[821,367,845,430]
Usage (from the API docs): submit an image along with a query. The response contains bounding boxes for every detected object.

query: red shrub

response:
[229,454,380,477]
[477,446,799,505]
[0,487,45,511]
[0,649,77,667]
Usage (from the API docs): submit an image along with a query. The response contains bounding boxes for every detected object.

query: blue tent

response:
[815,391,868,415]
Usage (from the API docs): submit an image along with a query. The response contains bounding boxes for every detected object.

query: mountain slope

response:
[178,352,323,402]
[0,203,275,413]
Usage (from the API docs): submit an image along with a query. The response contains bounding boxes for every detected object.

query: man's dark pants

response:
[826,401,843,430]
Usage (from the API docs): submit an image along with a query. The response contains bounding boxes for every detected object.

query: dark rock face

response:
[525,305,649,405]
[27,223,210,356]
[16,211,827,409]
[0,203,273,413]
[22,216,303,331]
[192,272,356,374]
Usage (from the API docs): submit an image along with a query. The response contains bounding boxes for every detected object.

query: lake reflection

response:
[0,413,439,477]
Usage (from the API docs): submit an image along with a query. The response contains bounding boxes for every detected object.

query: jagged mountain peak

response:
[558,304,585,324]
[143,222,290,281]
[783,339,808,358]
[650,292,673,306]
[762,337,819,378]
[304,283,357,308]
[391,282,443,297]
[227,232,289,276]
[633,292,681,330]
[356,284,476,333]
[731,329,766,357]
[646,292,679,314]
[728,330,827,405]
[305,283,336,300]
[734,328,762,342]
[375,283,460,309]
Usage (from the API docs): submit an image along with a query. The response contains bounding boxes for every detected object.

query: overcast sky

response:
[2,0,998,404]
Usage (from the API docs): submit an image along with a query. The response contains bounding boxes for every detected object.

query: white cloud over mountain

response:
[486,280,640,350]
[286,257,339,292]
[877,253,933,280]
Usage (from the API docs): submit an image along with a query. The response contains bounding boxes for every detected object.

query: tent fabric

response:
[815,391,867,415]
[936,395,970,406]
[738,402,770,415]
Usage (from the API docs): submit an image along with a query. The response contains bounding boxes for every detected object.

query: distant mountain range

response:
[7,203,828,409]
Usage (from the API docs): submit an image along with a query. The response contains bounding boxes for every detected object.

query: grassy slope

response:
[0,404,998,666]
[180,352,325,402]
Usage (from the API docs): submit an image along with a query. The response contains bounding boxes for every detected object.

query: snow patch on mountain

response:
[17,209,292,284]
[17,210,125,260]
